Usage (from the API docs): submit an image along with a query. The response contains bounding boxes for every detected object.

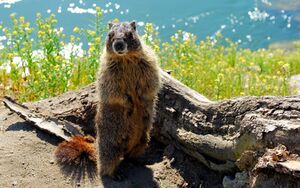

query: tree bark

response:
[155,72,300,172]
[4,71,300,185]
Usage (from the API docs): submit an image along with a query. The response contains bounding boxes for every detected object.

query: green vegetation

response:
[0,8,299,102]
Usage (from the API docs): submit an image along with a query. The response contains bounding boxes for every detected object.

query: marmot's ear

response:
[108,22,113,29]
[130,21,136,31]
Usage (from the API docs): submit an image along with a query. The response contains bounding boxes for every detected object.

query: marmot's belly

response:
[118,73,153,153]
[124,99,146,153]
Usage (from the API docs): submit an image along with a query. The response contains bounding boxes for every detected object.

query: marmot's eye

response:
[126,32,133,39]
[108,32,114,38]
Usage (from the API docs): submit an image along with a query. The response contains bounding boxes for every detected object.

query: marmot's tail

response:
[55,136,97,166]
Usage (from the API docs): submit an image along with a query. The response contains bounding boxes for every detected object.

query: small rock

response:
[49,159,55,164]
[76,182,81,187]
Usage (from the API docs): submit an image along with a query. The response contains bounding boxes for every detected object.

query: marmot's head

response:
[106,21,141,56]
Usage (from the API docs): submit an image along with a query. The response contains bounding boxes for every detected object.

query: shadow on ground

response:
[6,121,224,187]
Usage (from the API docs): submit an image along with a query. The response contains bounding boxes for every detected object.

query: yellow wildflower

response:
[73,27,80,33]
[95,37,101,44]
[20,16,25,24]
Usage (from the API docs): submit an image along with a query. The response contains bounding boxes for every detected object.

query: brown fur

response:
[95,22,161,178]
[55,136,97,165]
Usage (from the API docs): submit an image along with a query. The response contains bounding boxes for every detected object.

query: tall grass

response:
[0,8,299,102]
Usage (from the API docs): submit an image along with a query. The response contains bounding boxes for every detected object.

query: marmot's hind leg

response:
[98,103,128,180]
[99,149,124,180]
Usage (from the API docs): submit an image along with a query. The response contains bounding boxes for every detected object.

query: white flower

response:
[13,56,23,67]
[182,32,191,41]
[60,43,84,60]
[22,67,30,78]
[0,62,11,73]
[32,50,45,61]
[0,36,7,41]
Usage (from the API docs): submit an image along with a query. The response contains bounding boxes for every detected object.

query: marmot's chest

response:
[113,59,151,91]
[122,63,149,91]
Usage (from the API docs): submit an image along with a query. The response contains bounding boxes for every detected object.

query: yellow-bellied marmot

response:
[55,21,161,180]
[95,21,161,178]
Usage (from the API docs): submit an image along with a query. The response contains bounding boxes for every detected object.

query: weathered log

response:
[4,71,300,178]
[155,72,300,173]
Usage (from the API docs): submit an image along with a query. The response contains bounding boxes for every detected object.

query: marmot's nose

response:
[114,41,126,52]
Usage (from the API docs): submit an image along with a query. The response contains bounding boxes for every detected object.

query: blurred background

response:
[0,0,299,49]
[0,0,299,101]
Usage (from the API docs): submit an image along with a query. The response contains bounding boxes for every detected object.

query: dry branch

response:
[3,96,83,141]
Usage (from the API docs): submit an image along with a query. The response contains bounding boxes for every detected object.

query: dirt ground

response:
[0,103,224,188]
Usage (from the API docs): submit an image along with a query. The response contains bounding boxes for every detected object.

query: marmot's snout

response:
[113,39,128,55]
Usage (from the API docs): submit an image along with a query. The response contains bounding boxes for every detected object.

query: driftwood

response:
[3,96,83,141]
[3,71,300,187]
